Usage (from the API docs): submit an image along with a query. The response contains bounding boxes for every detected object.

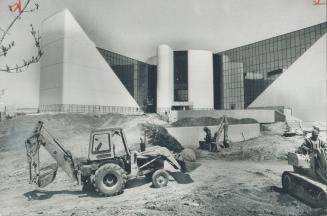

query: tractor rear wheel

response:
[93,163,127,196]
[152,169,169,188]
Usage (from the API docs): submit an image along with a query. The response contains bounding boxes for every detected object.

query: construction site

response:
[0,1,326,216]
[0,112,326,216]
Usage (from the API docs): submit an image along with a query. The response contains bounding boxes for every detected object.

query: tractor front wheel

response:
[93,163,127,196]
[152,169,169,188]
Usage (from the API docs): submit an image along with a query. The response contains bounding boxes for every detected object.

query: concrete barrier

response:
[169,110,276,123]
[166,123,260,149]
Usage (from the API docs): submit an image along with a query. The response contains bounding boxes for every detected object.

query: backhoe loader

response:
[25,121,181,196]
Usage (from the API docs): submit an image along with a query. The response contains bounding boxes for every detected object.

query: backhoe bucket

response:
[37,163,58,188]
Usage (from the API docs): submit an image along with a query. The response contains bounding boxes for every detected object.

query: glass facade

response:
[97,48,157,113]
[214,22,327,109]
[174,51,188,101]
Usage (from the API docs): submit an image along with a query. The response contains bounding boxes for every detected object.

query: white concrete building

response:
[0,6,325,122]
[40,9,140,113]
[157,46,214,113]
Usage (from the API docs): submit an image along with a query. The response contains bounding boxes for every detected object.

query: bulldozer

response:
[25,121,181,196]
[282,143,327,207]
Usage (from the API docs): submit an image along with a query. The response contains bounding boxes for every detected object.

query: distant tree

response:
[0,0,42,73]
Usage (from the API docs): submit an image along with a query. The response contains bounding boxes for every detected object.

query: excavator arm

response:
[25,121,78,188]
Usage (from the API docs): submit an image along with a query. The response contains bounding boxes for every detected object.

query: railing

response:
[38,104,142,114]
[191,108,215,111]
[16,108,38,114]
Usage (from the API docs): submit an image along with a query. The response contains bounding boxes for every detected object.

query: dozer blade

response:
[37,163,58,188]
[282,171,327,208]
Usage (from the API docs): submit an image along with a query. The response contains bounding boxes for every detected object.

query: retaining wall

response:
[169,109,282,123]
[167,123,260,149]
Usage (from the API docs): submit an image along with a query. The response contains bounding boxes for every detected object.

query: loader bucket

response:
[37,163,58,188]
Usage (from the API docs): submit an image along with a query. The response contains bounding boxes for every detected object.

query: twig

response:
[0,1,42,73]
[0,0,32,44]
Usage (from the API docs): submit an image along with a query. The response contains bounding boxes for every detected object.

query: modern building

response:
[154,22,326,120]
[214,22,327,111]
[97,48,157,113]
[9,8,327,121]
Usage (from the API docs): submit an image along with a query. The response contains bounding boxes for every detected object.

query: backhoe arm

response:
[25,121,78,188]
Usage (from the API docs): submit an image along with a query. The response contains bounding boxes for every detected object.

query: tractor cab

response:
[88,128,131,161]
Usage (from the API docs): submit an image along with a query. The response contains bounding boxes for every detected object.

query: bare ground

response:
[0,114,326,216]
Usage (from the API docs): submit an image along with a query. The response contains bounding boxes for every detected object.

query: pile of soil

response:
[0,113,168,157]
[196,122,304,161]
[171,117,258,127]
[260,122,287,135]
[217,134,303,161]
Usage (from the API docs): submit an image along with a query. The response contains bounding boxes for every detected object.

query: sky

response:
[0,0,325,62]
[0,0,326,108]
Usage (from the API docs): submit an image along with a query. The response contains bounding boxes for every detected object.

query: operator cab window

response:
[111,130,125,157]
[92,133,110,153]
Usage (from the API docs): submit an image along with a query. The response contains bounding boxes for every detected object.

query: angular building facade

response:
[214,22,327,110]
[97,48,157,113]
[249,35,326,121]
[32,9,327,121]
[39,9,140,113]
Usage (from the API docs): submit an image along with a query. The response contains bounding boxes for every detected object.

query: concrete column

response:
[188,50,214,110]
[157,44,174,113]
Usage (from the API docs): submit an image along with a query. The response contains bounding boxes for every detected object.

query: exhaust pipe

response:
[140,132,146,152]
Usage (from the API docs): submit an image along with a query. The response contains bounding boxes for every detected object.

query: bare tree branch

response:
[0,0,31,44]
[0,25,42,73]
[0,0,42,73]
[0,41,15,57]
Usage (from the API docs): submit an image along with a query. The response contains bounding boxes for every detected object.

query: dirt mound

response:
[0,113,168,157]
[171,117,258,127]
[260,122,287,135]
[194,122,303,161]
[196,133,304,161]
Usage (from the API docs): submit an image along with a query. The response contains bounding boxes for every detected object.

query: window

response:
[174,51,188,101]
[110,130,126,157]
[92,133,110,153]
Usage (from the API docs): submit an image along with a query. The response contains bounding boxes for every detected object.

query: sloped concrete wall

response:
[40,9,140,109]
[249,35,327,122]
[167,123,260,149]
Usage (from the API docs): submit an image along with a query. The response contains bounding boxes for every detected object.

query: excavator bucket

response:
[37,163,58,188]
[25,121,78,188]
[25,121,59,188]
[26,134,59,188]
